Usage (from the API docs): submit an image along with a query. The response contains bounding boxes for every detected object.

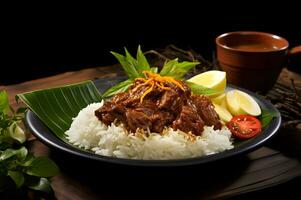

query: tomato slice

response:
[226,115,262,139]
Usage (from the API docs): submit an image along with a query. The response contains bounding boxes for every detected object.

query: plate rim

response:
[25,79,282,167]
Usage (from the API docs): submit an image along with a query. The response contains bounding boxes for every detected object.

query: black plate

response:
[25,77,281,167]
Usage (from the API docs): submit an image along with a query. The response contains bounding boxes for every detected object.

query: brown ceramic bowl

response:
[216,31,300,92]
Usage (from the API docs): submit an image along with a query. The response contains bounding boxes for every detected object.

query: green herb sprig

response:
[0,90,59,193]
[185,81,223,96]
[102,46,219,98]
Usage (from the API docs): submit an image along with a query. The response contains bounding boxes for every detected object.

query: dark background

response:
[2,5,301,85]
[1,4,301,199]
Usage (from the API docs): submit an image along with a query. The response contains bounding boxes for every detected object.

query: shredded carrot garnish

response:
[135,77,147,82]
[156,82,171,91]
[140,81,154,103]
[131,78,152,93]
[160,77,185,91]
[132,71,186,103]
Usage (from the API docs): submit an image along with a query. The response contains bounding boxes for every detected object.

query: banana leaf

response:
[17,81,102,141]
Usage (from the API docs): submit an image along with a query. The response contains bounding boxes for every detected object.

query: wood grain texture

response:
[1,66,301,200]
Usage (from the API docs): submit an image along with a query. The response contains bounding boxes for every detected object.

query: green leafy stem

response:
[0,90,59,193]
[102,46,219,98]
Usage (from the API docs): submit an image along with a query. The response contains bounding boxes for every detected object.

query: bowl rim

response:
[216,31,289,52]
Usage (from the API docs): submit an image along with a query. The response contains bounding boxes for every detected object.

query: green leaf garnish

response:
[18,154,35,167]
[1,91,59,192]
[110,51,141,79]
[107,46,199,97]
[0,90,9,114]
[0,147,28,161]
[26,157,59,177]
[160,59,199,79]
[102,79,133,98]
[185,81,223,96]
[16,107,27,114]
[8,171,24,188]
[136,45,150,71]
[259,109,278,128]
[110,46,151,80]
[106,46,151,95]
[8,122,26,143]
[150,67,158,74]
[26,177,53,193]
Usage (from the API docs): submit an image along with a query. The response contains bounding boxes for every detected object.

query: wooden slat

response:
[1,66,300,200]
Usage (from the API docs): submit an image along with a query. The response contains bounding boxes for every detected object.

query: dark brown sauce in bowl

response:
[217,31,289,53]
[229,43,279,52]
[216,31,289,92]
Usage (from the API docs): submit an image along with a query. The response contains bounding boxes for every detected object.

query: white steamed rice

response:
[65,102,233,160]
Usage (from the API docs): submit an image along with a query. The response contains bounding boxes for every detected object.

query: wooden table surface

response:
[1,66,301,200]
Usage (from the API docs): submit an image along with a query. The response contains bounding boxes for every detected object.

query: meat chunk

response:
[125,109,152,132]
[190,95,222,130]
[172,105,204,135]
[95,101,125,125]
[158,90,183,112]
[95,76,223,136]
[111,92,129,105]
[150,111,175,133]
